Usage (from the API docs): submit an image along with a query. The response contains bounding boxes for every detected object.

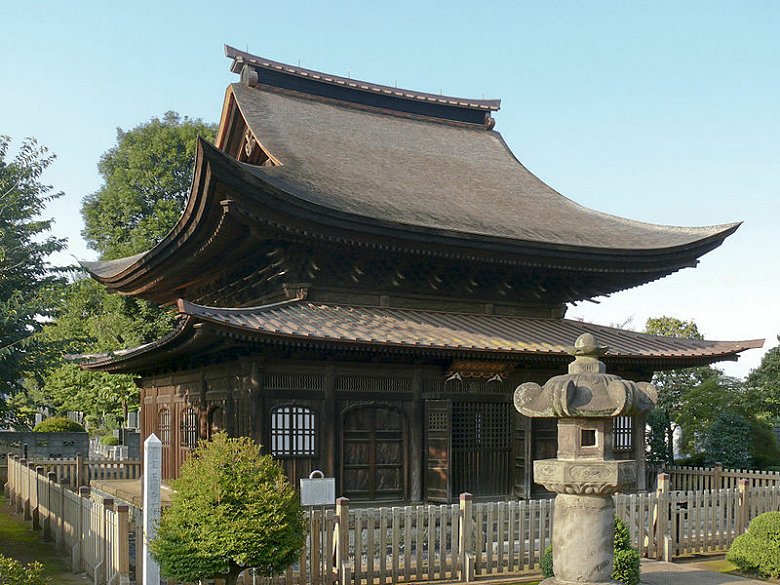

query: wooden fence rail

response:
[5,455,780,585]
[4,455,133,585]
[648,463,780,492]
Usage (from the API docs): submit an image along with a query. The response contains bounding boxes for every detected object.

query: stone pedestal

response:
[542,494,618,585]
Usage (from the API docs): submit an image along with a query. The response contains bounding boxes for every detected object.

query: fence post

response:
[737,479,750,535]
[459,492,475,582]
[32,465,44,530]
[335,497,350,584]
[653,473,670,561]
[3,454,11,500]
[42,471,56,542]
[95,497,113,585]
[116,504,131,585]
[72,486,89,573]
[23,462,33,521]
[713,463,723,490]
[75,453,84,488]
[15,457,24,515]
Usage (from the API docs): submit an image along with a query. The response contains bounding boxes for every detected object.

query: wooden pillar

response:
[459,492,475,582]
[32,465,43,530]
[737,478,750,535]
[335,497,350,578]
[654,473,670,561]
[73,486,90,573]
[634,414,648,492]
[325,364,337,477]
[43,471,56,542]
[410,365,423,502]
[116,504,131,585]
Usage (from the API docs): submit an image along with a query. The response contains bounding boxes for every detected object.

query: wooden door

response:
[451,401,512,497]
[342,406,406,501]
[425,399,451,502]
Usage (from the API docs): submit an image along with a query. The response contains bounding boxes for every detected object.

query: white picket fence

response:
[5,455,780,585]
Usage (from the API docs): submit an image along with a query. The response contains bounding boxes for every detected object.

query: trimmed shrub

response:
[100,435,120,446]
[33,417,86,433]
[540,518,640,585]
[0,554,50,584]
[726,511,780,579]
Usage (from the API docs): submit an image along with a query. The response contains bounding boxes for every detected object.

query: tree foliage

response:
[150,433,306,585]
[645,317,780,468]
[701,412,753,468]
[0,136,65,423]
[35,277,174,428]
[81,112,216,259]
[745,338,780,425]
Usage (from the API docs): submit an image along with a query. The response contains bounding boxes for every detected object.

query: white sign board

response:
[300,476,336,506]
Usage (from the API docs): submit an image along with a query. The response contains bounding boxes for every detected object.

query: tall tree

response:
[31,113,215,430]
[645,316,710,464]
[81,111,217,259]
[0,136,65,424]
[37,277,175,428]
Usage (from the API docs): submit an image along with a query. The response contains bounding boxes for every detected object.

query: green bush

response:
[540,518,640,585]
[0,554,50,584]
[100,435,120,446]
[541,544,554,578]
[726,511,780,579]
[32,417,86,433]
[150,433,306,585]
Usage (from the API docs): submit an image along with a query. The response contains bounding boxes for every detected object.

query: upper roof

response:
[229,81,736,250]
[81,298,764,374]
[81,48,740,304]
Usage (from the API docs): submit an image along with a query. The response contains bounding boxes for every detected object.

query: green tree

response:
[644,316,711,464]
[0,136,65,424]
[81,111,217,259]
[745,338,780,425]
[36,276,174,428]
[701,412,753,468]
[150,433,306,585]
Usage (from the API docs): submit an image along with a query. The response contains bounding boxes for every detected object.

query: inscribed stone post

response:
[143,434,162,585]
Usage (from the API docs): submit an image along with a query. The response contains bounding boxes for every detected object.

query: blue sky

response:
[2,1,778,377]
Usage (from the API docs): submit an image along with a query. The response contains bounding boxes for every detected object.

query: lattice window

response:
[271,406,316,457]
[158,408,171,446]
[614,416,633,452]
[452,402,511,449]
[180,408,199,449]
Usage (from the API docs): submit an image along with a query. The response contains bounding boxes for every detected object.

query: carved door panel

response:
[342,406,405,501]
[425,399,451,503]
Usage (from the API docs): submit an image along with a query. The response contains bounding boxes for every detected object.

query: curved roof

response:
[81,50,740,302]
[231,81,737,251]
[81,298,763,374]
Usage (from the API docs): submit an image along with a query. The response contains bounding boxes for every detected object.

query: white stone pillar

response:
[143,434,162,585]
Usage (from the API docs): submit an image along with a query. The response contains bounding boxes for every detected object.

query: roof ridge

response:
[225,45,499,128]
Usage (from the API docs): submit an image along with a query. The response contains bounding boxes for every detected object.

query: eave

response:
[80,299,764,375]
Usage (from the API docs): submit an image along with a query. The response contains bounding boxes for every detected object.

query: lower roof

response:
[81,299,763,374]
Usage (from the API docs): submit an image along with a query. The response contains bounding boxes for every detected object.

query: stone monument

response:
[143,433,162,585]
[514,334,657,585]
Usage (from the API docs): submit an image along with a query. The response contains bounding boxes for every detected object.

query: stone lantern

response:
[514,333,657,585]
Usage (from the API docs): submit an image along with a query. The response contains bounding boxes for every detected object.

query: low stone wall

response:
[0,431,89,460]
